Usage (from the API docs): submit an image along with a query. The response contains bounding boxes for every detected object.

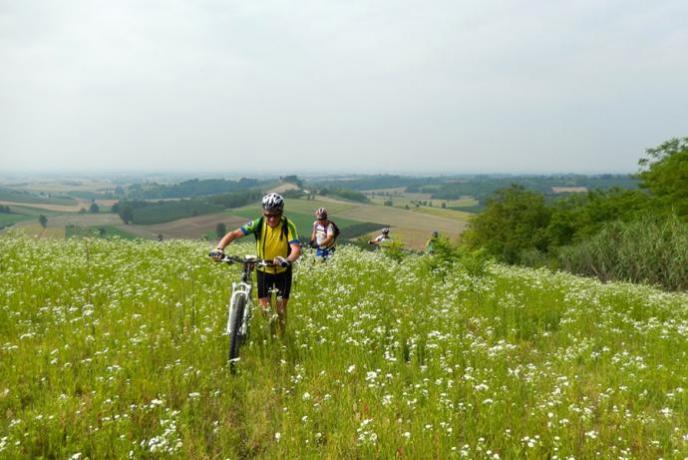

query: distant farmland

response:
[233,197,470,249]
[365,189,479,210]
[335,202,469,248]
[1,193,472,250]
[0,199,100,213]
[124,213,248,240]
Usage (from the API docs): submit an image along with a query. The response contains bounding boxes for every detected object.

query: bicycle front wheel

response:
[228,294,247,365]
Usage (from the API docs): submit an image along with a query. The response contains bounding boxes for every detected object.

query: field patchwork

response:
[235,197,470,248]
[123,212,248,240]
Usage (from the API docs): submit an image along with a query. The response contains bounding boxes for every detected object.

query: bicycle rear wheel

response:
[228,294,247,366]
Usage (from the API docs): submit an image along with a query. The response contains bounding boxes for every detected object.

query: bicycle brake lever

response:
[209,250,227,262]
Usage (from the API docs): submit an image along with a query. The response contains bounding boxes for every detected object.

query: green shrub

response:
[381,240,407,262]
[557,213,688,290]
[422,236,489,278]
[462,185,550,264]
[455,247,489,278]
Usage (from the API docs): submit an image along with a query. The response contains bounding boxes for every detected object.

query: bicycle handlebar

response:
[209,251,288,268]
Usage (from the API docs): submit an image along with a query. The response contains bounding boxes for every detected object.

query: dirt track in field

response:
[0,199,118,213]
[124,213,247,240]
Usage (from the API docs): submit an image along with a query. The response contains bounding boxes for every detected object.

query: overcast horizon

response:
[1,1,687,174]
[0,166,639,178]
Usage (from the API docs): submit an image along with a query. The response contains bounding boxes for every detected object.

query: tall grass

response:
[558,214,688,290]
[2,232,688,458]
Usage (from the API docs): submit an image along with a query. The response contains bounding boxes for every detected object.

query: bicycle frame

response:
[211,252,282,368]
[227,265,254,338]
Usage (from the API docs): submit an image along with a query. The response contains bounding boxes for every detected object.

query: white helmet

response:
[262,193,284,213]
[315,207,328,219]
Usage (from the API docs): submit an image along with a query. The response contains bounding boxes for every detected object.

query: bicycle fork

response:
[227,281,253,337]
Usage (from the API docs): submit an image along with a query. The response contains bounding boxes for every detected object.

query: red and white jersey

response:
[373,234,391,244]
[313,221,335,247]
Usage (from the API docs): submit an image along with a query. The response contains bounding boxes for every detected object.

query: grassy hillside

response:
[1,235,688,458]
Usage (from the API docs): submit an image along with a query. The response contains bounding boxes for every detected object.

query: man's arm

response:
[217,228,245,250]
[319,224,334,247]
[287,242,301,263]
[284,219,302,263]
[310,224,317,245]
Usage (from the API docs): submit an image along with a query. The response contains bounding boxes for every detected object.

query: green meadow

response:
[1,234,688,458]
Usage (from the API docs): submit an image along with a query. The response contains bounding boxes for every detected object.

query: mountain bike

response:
[209,252,283,371]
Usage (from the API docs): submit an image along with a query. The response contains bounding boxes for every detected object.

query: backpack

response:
[330,220,341,240]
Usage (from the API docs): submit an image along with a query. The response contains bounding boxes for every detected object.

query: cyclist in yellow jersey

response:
[213,193,301,332]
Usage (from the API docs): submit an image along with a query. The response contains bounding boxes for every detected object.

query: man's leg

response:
[256,271,272,316]
[254,295,278,337]
[274,267,292,335]
[275,298,288,334]
[259,297,271,315]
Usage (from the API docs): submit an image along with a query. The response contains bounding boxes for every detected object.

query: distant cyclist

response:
[425,230,440,254]
[310,207,337,260]
[369,227,392,248]
[212,193,301,332]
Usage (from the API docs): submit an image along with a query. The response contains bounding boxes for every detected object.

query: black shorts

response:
[256,267,292,299]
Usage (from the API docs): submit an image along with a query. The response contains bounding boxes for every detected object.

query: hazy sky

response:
[1,0,687,174]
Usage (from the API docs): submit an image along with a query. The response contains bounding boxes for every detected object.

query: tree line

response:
[112,190,262,225]
[461,137,688,290]
[125,178,261,200]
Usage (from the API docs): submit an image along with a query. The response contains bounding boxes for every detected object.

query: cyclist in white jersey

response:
[310,207,336,259]
[369,227,391,248]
